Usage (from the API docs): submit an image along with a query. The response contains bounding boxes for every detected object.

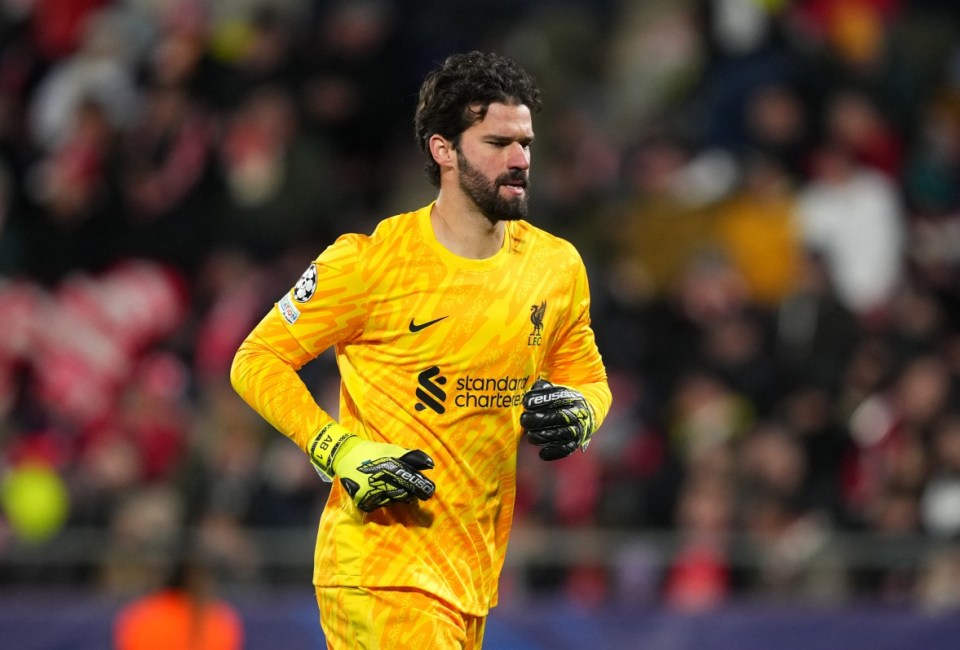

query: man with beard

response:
[230,51,611,649]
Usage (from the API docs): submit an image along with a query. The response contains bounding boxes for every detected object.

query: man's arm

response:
[230,333,328,452]
[231,327,435,511]
[523,253,612,458]
[230,237,368,450]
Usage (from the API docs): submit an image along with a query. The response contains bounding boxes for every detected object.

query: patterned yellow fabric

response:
[231,203,611,615]
[316,586,486,649]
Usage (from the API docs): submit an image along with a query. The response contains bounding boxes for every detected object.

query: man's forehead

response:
[469,102,534,133]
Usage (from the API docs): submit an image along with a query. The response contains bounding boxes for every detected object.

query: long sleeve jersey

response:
[230,203,611,615]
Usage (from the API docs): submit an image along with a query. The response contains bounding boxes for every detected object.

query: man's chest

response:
[355,263,566,377]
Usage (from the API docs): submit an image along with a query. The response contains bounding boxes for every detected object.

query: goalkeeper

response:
[230,51,611,649]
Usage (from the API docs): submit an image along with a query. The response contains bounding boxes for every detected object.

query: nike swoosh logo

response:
[409,316,449,332]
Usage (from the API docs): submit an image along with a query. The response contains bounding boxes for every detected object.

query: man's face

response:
[454,102,533,223]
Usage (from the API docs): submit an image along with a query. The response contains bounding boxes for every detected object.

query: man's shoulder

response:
[369,208,424,240]
[325,207,425,257]
[511,219,583,260]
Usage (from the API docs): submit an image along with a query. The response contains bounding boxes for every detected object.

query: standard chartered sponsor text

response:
[454,374,530,408]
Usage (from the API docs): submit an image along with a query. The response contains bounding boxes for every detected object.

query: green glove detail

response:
[309,424,436,512]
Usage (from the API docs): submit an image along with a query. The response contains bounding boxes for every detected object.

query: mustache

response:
[497,170,529,188]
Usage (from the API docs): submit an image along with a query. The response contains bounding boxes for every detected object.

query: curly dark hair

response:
[414,51,542,187]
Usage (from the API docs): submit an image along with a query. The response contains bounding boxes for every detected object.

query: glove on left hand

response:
[520,379,597,461]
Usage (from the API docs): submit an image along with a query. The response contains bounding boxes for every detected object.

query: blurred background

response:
[1,0,960,648]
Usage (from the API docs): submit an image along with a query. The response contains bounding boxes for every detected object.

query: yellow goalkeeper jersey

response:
[231,203,611,615]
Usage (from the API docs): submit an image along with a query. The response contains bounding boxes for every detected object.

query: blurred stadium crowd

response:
[1,0,960,615]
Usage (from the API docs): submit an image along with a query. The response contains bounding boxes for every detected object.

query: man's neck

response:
[430,192,506,260]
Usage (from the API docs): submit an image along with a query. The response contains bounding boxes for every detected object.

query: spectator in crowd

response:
[713,153,803,308]
[217,84,338,261]
[794,141,906,324]
[118,79,221,277]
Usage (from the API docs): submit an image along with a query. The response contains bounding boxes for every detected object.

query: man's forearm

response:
[230,336,331,451]
[573,379,612,431]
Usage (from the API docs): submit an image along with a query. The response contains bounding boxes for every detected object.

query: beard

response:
[456,149,529,224]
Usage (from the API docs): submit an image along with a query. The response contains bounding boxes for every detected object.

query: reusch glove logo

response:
[520,379,597,461]
[414,366,447,414]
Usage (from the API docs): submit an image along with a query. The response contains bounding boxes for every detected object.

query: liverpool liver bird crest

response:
[528,301,546,345]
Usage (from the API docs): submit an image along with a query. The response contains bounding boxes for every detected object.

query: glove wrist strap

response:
[308,423,355,478]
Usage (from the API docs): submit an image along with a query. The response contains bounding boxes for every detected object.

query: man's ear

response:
[428,134,456,170]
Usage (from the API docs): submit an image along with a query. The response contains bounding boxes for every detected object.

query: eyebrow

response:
[483,134,535,146]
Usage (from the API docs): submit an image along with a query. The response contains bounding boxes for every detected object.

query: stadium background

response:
[2,0,960,648]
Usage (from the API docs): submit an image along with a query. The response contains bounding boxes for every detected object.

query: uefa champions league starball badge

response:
[293,263,318,302]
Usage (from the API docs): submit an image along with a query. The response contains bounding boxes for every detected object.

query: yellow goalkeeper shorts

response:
[316,585,486,649]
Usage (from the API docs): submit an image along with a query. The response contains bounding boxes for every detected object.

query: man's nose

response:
[507,142,530,169]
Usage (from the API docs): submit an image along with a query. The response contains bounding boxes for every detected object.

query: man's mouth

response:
[500,177,528,195]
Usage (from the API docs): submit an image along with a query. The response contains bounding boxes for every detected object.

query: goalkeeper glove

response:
[308,424,436,512]
[520,379,597,461]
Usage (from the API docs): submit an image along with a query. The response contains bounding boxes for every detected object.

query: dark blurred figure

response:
[146,0,243,112]
[742,82,813,178]
[118,80,221,278]
[16,5,142,281]
[19,97,123,281]
[824,87,904,178]
[218,84,338,261]
[690,0,800,154]
[775,250,860,395]
[662,461,735,611]
[736,419,847,601]
[300,1,410,215]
